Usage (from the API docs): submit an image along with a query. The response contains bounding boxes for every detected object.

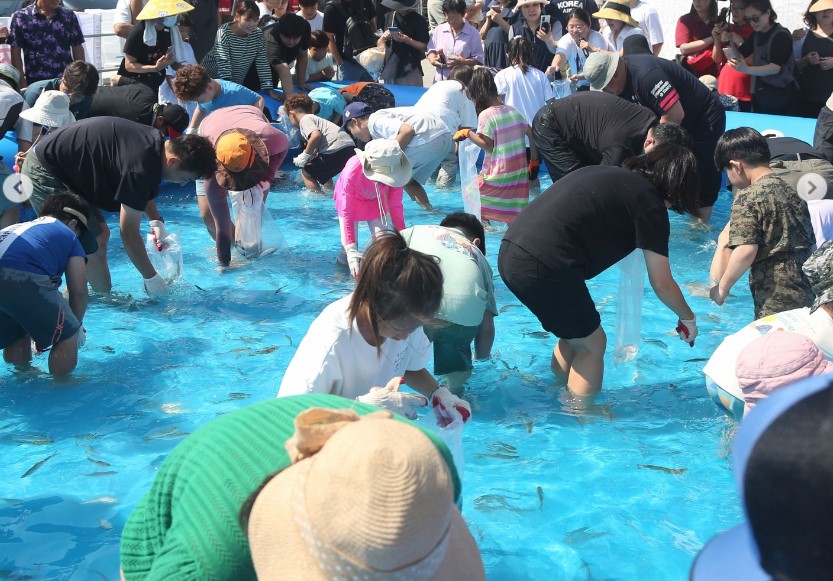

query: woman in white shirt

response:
[549,8,612,91]
[593,0,645,54]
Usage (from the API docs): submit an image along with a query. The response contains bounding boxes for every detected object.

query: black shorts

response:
[497,240,600,340]
[531,107,585,182]
[304,146,355,184]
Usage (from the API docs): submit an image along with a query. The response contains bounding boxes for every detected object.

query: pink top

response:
[333,155,406,245]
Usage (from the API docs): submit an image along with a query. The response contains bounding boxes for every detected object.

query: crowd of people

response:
[2,0,833,577]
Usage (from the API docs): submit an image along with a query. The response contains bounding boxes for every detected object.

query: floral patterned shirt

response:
[8,4,84,84]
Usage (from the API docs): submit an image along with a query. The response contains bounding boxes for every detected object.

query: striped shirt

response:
[200,23,273,91]
[477,104,529,224]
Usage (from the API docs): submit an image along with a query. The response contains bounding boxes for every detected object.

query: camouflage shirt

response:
[728,173,815,318]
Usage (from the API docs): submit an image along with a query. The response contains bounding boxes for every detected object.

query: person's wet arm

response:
[474,311,495,360]
[205,179,234,265]
[644,249,695,320]
[65,256,88,323]
[120,204,157,279]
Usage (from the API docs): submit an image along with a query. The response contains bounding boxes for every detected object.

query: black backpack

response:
[342,3,376,56]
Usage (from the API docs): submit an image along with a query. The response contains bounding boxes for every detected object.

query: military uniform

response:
[729,173,815,318]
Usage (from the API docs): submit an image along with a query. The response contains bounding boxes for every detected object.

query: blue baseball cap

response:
[341,101,372,130]
[690,373,833,580]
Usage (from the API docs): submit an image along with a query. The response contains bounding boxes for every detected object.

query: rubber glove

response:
[356,376,429,420]
[528,159,540,181]
[76,326,86,348]
[431,385,472,427]
[293,151,313,168]
[345,243,362,278]
[149,220,168,251]
[143,273,168,297]
[676,317,697,347]
[452,128,471,142]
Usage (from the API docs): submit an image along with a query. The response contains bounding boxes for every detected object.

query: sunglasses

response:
[746,12,766,23]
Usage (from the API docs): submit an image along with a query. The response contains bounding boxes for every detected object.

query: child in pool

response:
[332,139,409,278]
[453,67,531,224]
[277,231,472,424]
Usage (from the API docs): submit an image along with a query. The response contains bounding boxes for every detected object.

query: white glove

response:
[356,377,429,420]
[345,243,362,278]
[143,273,169,297]
[183,127,197,135]
[149,220,168,251]
[431,385,472,427]
[76,326,86,348]
[676,317,698,347]
[293,151,312,168]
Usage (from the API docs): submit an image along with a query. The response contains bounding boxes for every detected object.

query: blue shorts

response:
[0,269,81,351]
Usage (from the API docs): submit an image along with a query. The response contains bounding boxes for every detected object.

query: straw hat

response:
[19,91,75,128]
[248,408,485,580]
[355,139,413,187]
[136,0,194,21]
[810,0,833,12]
[214,128,270,191]
[593,1,639,28]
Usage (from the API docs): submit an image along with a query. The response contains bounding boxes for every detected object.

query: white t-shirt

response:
[413,80,477,133]
[554,30,611,89]
[296,52,334,82]
[494,64,554,125]
[277,295,432,399]
[808,199,833,247]
[160,41,197,117]
[703,307,833,395]
[602,24,645,53]
[629,1,664,49]
[304,11,324,32]
[368,107,450,147]
[113,0,148,50]
[298,113,354,154]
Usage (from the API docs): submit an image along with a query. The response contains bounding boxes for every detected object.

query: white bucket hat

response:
[355,139,413,188]
[19,91,75,128]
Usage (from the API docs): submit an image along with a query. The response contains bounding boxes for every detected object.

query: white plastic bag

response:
[459,139,481,221]
[145,232,183,283]
[230,186,289,258]
[417,408,465,482]
[613,249,646,363]
[552,79,574,100]
[275,105,301,150]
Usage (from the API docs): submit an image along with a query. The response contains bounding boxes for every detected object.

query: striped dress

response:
[477,104,529,223]
[200,23,273,91]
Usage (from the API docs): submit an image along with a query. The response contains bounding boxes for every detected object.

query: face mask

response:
[162,16,178,28]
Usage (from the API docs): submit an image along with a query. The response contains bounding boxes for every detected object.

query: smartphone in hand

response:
[539,14,551,34]
[722,46,736,60]
[388,26,398,35]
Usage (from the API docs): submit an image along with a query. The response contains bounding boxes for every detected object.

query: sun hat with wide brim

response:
[214,128,270,192]
[593,1,639,28]
[515,0,546,8]
[381,0,418,11]
[136,0,194,20]
[810,0,833,12]
[691,374,833,579]
[355,139,413,188]
[19,91,75,128]
[247,409,485,580]
[584,51,620,91]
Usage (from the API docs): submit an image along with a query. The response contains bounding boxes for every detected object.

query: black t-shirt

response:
[117,22,172,90]
[503,166,670,277]
[38,117,164,212]
[551,0,599,30]
[265,17,311,66]
[322,0,376,62]
[543,91,657,166]
[739,24,793,65]
[767,136,822,161]
[621,54,724,134]
[88,84,158,126]
[383,10,429,74]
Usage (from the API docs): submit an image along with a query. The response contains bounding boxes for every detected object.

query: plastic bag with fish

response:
[418,406,465,483]
[459,139,480,220]
[274,105,301,149]
[614,249,645,364]
[145,232,183,283]
[230,185,289,259]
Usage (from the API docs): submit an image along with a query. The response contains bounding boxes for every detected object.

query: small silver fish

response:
[644,339,669,349]
[21,451,58,478]
[87,457,111,467]
[250,346,278,355]
[536,486,544,510]
[498,304,524,313]
[85,471,118,477]
[82,496,119,505]
[523,330,551,339]
[685,357,709,363]
[563,527,609,547]
[475,452,518,460]
[637,464,687,475]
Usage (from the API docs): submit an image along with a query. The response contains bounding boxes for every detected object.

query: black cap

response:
[159,104,189,138]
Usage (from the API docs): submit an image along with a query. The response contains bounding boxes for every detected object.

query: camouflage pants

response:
[750,255,814,319]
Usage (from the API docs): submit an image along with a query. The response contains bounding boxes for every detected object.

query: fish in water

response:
[472,494,532,514]
[227,392,250,400]
[82,496,119,504]
[523,330,551,339]
[87,457,111,468]
[563,527,609,547]
[250,346,278,355]
[498,304,524,313]
[101,346,115,354]
[685,357,709,363]
[637,464,687,475]
[21,451,58,478]
[8,434,54,446]
[285,335,294,346]
[74,433,103,441]
[194,284,207,292]
[99,518,113,530]
[536,486,544,510]
[644,339,668,349]
[85,470,118,477]
[491,441,517,453]
[682,282,713,298]
[143,426,180,440]
[475,452,518,460]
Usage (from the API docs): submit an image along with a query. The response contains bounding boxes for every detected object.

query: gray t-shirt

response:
[299,114,354,154]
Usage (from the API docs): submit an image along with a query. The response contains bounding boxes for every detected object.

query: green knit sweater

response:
[119,394,461,580]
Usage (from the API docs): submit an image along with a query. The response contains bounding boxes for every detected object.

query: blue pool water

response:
[0,166,748,580]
